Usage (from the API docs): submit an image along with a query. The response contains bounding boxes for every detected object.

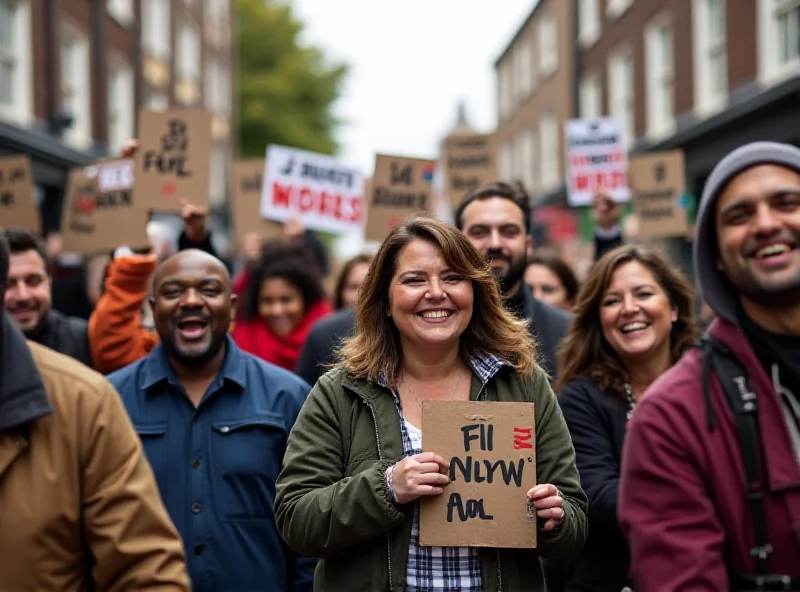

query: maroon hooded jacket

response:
[619,317,800,590]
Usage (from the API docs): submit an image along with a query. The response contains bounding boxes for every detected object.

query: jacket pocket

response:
[211,413,286,522]
[134,422,168,482]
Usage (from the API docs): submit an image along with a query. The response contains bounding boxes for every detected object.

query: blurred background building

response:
[0,0,234,249]
[493,0,800,275]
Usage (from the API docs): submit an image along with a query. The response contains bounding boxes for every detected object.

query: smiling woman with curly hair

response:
[232,241,332,371]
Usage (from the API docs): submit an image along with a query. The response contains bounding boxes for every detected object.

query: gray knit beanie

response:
[693,141,800,323]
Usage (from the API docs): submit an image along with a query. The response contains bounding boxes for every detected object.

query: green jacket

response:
[275,363,588,591]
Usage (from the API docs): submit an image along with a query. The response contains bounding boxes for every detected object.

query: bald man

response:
[109,249,316,592]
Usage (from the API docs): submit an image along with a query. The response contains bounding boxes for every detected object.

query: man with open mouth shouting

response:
[108,248,315,592]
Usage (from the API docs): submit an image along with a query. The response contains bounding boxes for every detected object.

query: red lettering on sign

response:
[298,188,314,212]
[74,195,96,214]
[513,427,533,450]
[319,191,332,217]
[575,174,590,192]
[161,184,178,198]
[272,182,292,208]
[349,197,364,223]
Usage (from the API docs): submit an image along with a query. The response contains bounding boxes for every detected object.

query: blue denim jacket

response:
[109,336,315,592]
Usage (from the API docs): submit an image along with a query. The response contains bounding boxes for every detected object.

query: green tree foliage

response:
[236,0,348,158]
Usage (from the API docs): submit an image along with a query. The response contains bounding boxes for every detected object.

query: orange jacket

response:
[88,255,159,375]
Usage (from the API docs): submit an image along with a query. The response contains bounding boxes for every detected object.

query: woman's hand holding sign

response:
[528,483,565,532]
[390,453,450,504]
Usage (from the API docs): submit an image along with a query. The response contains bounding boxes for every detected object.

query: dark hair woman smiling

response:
[274,215,587,591]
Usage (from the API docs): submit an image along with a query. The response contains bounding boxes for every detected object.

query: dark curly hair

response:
[556,244,701,395]
[238,240,327,322]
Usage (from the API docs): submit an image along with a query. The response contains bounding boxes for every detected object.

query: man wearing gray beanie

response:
[617,141,800,591]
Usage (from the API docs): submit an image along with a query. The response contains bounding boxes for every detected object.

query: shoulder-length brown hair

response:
[337,215,536,385]
[556,244,700,394]
[333,253,372,309]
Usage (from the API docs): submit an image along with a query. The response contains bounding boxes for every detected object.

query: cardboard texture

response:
[443,134,497,209]
[365,154,435,243]
[0,155,40,233]
[230,160,283,241]
[629,150,689,238]
[419,401,537,549]
[61,161,150,254]
[133,109,213,213]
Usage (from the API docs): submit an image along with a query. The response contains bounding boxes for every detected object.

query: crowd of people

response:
[1,139,799,591]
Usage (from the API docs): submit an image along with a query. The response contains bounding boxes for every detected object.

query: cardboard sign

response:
[443,134,497,209]
[0,155,40,233]
[564,117,630,207]
[61,160,150,254]
[133,109,213,212]
[230,159,283,241]
[419,401,537,548]
[365,154,435,243]
[629,150,690,238]
[260,144,364,235]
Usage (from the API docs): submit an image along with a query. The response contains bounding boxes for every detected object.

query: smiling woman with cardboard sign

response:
[275,215,587,592]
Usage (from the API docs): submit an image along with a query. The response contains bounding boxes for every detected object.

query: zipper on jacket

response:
[495,548,503,591]
[365,399,394,591]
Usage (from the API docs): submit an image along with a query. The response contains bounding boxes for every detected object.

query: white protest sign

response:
[564,117,630,207]
[260,144,365,235]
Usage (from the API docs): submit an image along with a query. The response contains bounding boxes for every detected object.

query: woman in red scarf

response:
[233,241,332,372]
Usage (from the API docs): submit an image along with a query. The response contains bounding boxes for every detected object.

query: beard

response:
[488,253,528,295]
[162,330,228,368]
[724,232,800,309]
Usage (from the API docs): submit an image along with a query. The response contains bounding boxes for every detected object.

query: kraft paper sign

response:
[0,155,40,233]
[419,401,537,548]
[365,154,435,243]
[133,109,212,213]
[444,134,497,209]
[61,160,150,254]
[230,160,282,241]
[629,150,689,238]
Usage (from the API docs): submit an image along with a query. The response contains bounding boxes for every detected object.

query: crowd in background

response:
[2,140,800,592]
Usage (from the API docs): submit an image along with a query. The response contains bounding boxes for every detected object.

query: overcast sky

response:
[291,0,538,176]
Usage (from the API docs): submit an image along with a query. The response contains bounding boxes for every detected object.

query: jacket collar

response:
[142,335,247,391]
[709,316,800,491]
[375,352,506,389]
[0,315,52,432]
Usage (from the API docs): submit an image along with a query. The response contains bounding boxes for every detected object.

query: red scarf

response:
[232,299,332,371]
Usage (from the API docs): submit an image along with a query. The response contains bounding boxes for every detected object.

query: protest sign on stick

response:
[629,150,690,239]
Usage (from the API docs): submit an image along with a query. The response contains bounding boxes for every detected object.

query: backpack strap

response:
[700,336,773,578]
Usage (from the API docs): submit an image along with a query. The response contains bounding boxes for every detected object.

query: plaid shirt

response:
[380,354,505,591]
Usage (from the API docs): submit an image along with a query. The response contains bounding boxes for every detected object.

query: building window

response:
[142,0,171,60]
[538,13,558,77]
[498,60,513,121]
[146,91,169,110]
[645,17,675,139]
[519,127,536,191]
[578,0,600,48]
[608,50,635,148]
[107,0,133,28]
[205,0,229,26]
[777,0,800,64]
[108,61,134,154]
[579,73,602,118]
[515,40,533,100]
[539,111,560,191]
[60,27,91,147]
[499,138,513,180]
[0,0,32,123]
[177,22,200,82]
[693,0,727,116]
[204,57,231,114]
[607,0,634,19]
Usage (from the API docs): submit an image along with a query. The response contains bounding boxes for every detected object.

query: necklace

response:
[401,364,464,409]
[624,383,637,423]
